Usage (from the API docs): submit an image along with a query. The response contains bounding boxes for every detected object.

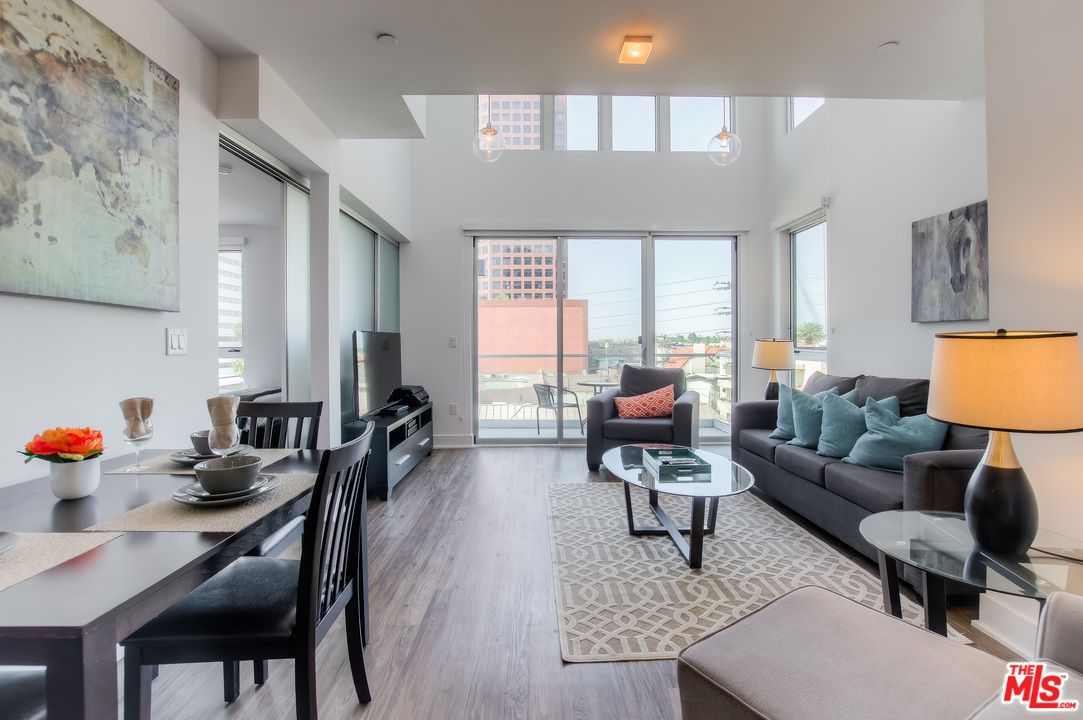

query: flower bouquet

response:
[20,427,105,500]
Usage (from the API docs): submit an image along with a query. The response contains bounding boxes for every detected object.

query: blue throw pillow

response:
[843,399,949,473]
[769,384,796,440]
[817,394,900,459]
[787,386,846,448]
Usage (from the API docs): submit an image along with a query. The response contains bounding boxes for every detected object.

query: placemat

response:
[87,473,317,533]
[105,448,300,476]
[0,532,122,592]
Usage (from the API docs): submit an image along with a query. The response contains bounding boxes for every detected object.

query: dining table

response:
[0,447,337,720]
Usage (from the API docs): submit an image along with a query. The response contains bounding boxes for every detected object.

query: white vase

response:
[49,457,101,500]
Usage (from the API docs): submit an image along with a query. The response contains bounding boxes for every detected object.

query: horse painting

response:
[912,200,989,323]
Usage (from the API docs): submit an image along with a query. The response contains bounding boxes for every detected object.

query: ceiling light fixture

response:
[876,41,899,54]
[473,93,505,163]
[618,36,653,64]
[377,33,398,46]
[707,97,742,166]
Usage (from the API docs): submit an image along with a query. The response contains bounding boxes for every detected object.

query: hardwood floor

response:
[139,446,1016,719]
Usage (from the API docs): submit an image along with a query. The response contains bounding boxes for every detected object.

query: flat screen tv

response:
[353,331,403,418]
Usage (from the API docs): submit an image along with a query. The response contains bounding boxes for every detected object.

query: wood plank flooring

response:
[139,446,1016,719]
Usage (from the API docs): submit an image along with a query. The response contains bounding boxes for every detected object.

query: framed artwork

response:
[0,0,180,311]
[911,200,989,323]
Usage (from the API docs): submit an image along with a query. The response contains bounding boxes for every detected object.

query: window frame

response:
[785,211,829,380]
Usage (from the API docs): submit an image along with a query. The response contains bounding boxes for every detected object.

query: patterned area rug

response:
[546,482,959,662]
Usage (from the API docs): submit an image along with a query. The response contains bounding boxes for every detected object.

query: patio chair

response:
[533,383,585,434]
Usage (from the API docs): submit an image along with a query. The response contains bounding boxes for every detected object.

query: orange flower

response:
[23,427,104,462]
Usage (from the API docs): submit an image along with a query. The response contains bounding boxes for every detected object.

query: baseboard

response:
[971,593,1041,659]
[434,434,474,449]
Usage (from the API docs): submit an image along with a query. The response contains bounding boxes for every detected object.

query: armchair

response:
[586,365,699,471]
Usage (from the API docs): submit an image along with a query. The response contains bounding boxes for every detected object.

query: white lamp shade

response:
[928,330,1083,433]
[751,338,795,371]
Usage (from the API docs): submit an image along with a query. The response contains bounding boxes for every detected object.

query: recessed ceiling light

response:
[218,164,233,176]
[377,33,398,47]
[619,36,652,64]
[876,41,899,54]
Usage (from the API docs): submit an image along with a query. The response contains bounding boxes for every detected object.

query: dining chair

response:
[533,383,585,434]
[121,422,375,720]
[0,666,46,720]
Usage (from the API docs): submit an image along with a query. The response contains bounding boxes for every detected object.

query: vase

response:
[49,457,101,500]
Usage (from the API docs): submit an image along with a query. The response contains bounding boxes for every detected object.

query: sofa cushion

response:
[844,399,950,473]
[615,384,674,419]
[942,424,989,451]
[802,371,863,396]
[856,375,930,417]
[740,429,787,463]
[770,383,797,440]
[775,444,841,487]
[603,417,674,443]
[818,393,900,459]
[618,365,686,397]
[790,387,851,448]
[824,462,904,513]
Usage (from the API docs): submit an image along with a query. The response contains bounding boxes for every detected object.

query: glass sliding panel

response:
[554,95,599,151]
[477,94,542,149]
[339,212,376,424]
[653,237,735,436]
[791,97,825,130]
[612,96,656,151]
[217,249,244,391]
[378,236,399,331]
[284,184,311,401]
[476,237,561,440]
[792,221,827,386]
[670,97,730,152]
[564,237,643,438]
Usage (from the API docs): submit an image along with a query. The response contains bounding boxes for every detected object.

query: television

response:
[353,331,403,418]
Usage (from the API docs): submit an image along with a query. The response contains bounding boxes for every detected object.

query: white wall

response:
[406,95,777,447]
[340,140,413,242]
[0,0,218,487]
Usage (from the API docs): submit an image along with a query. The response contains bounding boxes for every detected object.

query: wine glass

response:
[208,423,240,458]
[123,419,154,472]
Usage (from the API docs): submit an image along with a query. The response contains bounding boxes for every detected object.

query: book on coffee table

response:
[641,447,711,482]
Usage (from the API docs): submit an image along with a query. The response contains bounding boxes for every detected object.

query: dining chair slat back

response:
[237,400,323,451]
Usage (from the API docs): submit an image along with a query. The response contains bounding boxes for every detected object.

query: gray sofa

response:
[678,586,1083,720]
[730,372,988,564]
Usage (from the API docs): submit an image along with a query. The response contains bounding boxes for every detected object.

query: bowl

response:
[190,430,212,456]
[193,455,263,495]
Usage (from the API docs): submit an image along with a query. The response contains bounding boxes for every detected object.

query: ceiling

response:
[160,0,985,139]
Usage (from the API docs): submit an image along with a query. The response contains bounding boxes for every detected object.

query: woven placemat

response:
[0,532,122,592]
[87,473,317,533]
[105,448,300,476]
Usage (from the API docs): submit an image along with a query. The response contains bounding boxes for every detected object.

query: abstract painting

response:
[0,0,180,311]
[911,200,989,323]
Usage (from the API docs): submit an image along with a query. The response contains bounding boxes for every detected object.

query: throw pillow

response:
[787,386,847,448]
[769,384,796,440]
[614,384,675,419]
[843,399,949,473]
[817,394,901,459]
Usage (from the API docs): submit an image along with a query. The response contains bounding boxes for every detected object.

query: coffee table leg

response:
[706,497,719,534]
[688,497,706,569]
[623,481,635,534]
[877,550,902,619]
[922,571,948,636]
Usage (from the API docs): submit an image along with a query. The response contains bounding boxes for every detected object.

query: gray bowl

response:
[194,455,263,495]
[190,430,212,456]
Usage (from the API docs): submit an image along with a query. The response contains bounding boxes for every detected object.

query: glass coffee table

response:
[860,510,1083,635]
[601,444,755,568]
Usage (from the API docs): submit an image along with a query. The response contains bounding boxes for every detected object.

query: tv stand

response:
[343,402,433,500]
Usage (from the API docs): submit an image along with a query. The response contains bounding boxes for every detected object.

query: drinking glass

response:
[123,419,154,472]
[209,423,240,458]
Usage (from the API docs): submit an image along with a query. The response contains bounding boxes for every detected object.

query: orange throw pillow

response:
[614,384,675,419]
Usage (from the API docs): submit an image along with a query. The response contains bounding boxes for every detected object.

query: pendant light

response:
[707,97,741,166]
[474,94,506,163]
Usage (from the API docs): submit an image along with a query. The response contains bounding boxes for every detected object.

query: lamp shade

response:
[928,330,1083,433]
[751,338,795,371]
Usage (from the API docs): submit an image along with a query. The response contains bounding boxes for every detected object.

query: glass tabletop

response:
[601,444,755,499]
[859,510,1083,601]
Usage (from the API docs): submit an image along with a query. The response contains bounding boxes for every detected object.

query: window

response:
[545,268,553,277]
[789,97,825,130]
[513,281,522,289]
[513,125,521,134]
[477,95,542,150]
[791,220,828,382]
[545,257,553,265]
[612,96,656,151]
[492,256,501,265]
[535,293,543,299]
[513,269,522,277]
[534,281,542,289]
[545,244,553,253]
[217,248,244,390]
[491,269,499,278]
[534,269,543,277]
[554,95,599,151]
[545,280,553,289]
[670,97,733,152]
[481,282,488,290]
[503,269,511,277]
[535,244,544,253]
[545,293,553,299]
[513,293,522,299]
[513,256,521,265]
[524,256,532,265]
[503,245,511,253]
[513,113,521,122]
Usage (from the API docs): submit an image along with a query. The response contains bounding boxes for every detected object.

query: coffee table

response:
[601,444,754,568]
[860,510,1083,636]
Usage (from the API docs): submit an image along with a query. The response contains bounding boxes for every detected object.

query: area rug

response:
[546,483,962,662]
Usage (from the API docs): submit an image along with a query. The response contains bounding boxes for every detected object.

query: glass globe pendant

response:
[707,127,742,166]
[473,122,505,162]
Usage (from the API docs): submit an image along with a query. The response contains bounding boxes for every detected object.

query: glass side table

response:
[859,510,1083,636]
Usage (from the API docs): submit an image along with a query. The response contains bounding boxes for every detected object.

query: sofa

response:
[677,586,1083,720]
[730,372,989,565]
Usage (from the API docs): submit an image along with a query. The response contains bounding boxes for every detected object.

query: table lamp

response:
[928,330,1083,555]
[752,338,795,400]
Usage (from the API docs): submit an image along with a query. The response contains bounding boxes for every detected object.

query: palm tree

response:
[796,321,826,346]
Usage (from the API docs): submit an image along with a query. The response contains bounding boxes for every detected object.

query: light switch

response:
[166,328,187,356]
[449,336,458,348]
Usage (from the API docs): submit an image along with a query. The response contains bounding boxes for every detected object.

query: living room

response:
[0,0,1081,718]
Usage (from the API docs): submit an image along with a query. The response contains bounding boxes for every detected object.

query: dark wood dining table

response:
[0,449,325,720]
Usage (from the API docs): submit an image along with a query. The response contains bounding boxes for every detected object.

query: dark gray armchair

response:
[586,365,700,471]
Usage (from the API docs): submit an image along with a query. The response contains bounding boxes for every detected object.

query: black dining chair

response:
[0,667,46,720]
[121,422,375,720]
[533,383,585,434]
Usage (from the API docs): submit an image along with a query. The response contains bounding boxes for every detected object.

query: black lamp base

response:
[964,462,1039,556]
[764,381,779,401]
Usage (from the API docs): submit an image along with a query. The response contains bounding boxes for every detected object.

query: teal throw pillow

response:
[769,384,796,440]
[787,386,846,449]
[843,399,949,473]
[817,394,900,459]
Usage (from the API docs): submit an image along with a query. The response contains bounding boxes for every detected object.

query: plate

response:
[169,444,254,466]
[0,532,17,556]
[172,476,280,507]
[185,476,271,500]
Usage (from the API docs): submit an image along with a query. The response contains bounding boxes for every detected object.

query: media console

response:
[343,402,433,500]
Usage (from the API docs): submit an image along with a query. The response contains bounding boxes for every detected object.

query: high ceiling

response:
[160,0,985,139]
